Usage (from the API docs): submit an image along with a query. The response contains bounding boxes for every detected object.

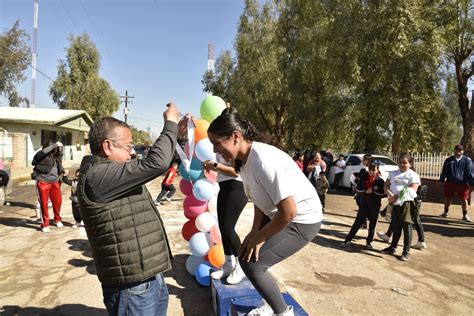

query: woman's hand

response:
[388,195,397,204]
[203,160,216,172]
[239,232,265,262]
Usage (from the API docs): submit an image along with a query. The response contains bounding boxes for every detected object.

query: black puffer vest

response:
[78,156,172,287]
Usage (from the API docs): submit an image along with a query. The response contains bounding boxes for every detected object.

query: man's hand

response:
[164,102,180,123]
[177,113,197,140]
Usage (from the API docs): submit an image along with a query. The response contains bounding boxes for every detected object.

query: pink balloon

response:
[204,169,218,182]
[210,224,222,244]
[183,195,208,219]
[180,179,193,196]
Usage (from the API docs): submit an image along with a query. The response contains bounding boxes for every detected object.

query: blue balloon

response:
[195,261,214,286]
[193,179,218,202]
[185,255,205,276]
[179,158,204,182]
[195,138,217,162]
[188,232,212,257]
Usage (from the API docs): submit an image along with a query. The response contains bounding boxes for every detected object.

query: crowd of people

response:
[1,101,472,315]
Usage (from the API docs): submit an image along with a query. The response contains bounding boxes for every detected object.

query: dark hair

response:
[398,152,415,170]
[368,163,379,170]
[363,154,372,160]
[208,111,257,141]
[88,117,130,155]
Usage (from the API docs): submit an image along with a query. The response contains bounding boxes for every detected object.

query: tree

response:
[441,0,474,151]
[50,33,119,121]
[0,21,31,107]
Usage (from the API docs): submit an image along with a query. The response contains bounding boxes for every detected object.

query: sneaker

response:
[276,305,294,316]
[412,241,427,250]
[463,214,472,222]
[377,232,390,243]
[340,240,351,247]
[381,247,397,255]
[366,242,374,250]
[400,252,410,261]
[440,211,448,218]
[42,226,50,233]
[55,221,64,228]
[154,201,162,206]
[210,262,233,280]
[248,302,273,315]
[72,222,81,229]
[226,265,244,285]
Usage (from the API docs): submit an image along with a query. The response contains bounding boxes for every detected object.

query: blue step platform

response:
[211,277,309,315]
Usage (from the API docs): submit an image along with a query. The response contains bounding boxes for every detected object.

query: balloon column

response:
[181,96,227,286]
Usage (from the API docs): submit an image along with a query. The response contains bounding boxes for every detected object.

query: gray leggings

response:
[239,221,321,314]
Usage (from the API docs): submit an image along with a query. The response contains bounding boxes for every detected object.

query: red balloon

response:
[182,220,199,241]
[183,195,208,219]
[180,179,193,196]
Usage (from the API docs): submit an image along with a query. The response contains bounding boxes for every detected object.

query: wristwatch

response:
[213,162,218,170]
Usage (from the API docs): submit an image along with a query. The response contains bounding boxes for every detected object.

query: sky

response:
[1,0,245,138]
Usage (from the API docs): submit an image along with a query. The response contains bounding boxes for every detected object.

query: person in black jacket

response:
[32,141,65,232]
[342,162,385,249]
[77,103,191,316]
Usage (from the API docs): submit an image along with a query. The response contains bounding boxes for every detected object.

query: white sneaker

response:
[412,241,427,250]
[248,302,273,315]
[55,221,64,228]
[377,232,390,243]
[226,265,244,285]
[211,262,233,280]
[42,226,50,233]
[276,305,294,316]
[72,222,81,228]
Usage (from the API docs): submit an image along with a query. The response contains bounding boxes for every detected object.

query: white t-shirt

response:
[388,169,421,205]
[240,142,322,224]
[216,154,242,183]
[334,159,346,174]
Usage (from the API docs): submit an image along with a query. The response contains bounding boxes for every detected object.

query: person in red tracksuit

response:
[154,161,179,205]
[32,141,66,232]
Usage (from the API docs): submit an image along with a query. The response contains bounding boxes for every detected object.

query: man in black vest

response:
[78,103,187,315]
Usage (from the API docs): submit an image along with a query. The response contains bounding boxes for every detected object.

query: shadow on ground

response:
[165,254,213,316]
[1,304,107,316]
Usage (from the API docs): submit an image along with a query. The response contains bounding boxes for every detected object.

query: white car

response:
[327,154,399,188]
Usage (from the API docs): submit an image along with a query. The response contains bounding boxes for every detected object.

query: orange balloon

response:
[194,119,210,143]
[208,244,225,268]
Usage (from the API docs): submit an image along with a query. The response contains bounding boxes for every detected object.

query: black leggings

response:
[217,180,248,255]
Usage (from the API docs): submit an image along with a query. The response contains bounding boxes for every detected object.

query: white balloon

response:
[185,255,205,275]
[208,195,218,216]
[193,178,218,202]
[195,212,217,232]
[195,138,217,162]
[189,232,212,257]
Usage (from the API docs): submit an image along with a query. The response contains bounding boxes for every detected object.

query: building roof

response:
[0,107,94,127]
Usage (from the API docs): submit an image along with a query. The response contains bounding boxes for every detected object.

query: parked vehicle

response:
[133,144,150,159]
[327,154,398,188]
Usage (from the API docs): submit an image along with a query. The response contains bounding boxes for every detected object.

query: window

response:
[346,156,361,166]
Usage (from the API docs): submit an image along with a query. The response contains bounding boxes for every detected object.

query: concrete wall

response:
[0,122,88,167]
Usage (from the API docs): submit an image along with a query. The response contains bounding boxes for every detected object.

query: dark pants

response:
[386,201,424,243]
[318,193,326,211]
[156,184,176,201]
[217,180,248,255]
[72,201,81,223]
[389,205,413,254]
[345,196,380,244]
[333,172,343,189]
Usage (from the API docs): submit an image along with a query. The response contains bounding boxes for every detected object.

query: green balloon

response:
[200,96,227,123]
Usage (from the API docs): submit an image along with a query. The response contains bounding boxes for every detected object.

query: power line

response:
[27,62,55,82]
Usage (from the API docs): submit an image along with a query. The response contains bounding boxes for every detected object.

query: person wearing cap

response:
[439,144,472,222]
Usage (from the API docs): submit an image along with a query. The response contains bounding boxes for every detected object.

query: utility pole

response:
[120,90,134,124]
[30,0,39,108]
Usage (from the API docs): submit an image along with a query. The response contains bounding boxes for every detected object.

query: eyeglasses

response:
[109,140,135,154]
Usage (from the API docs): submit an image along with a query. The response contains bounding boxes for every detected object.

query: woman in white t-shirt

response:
[381,153,420,261]
[208,111,322,316]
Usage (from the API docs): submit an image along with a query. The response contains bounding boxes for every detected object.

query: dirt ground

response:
[0,175,473,315]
